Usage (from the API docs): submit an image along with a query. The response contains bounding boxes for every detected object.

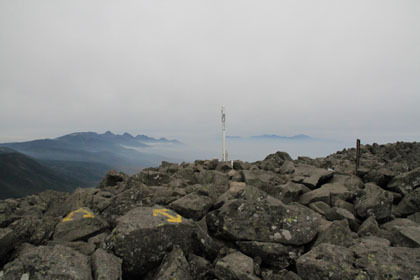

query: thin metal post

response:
[221,106,227,162]
[355,139,361,173]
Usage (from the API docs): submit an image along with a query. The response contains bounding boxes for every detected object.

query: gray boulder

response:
[9,216,60,245]
[363,167,395,187]
[354,183,393,221]
[0,227,16,262]
[309,201,331,216]
[278,160,296,174]
[169,192,213,220]
[214,251,260,280]
[387,167,420,195]
[91,248,123,280]
[133,170,172,186]
[2,245,92,280]
[408,212,420,224]
[194,170,229,186]
[236,241,302,269]
[105,206,217,277]
[296,243,367,280]
[351,236,420,279]
[314,219,354,247]
[241,170,286,190]
[262,269,302,280]
[207,196,320,246]
[389,225,420,248]
[47,240,96,256]
[292,165,334,189]
[264,151,293,166]
[53,207,108,241]
[298,183,353,206]
[357,215,379,237]
[394,187,420,216]
[152,246,193,280]
[98,170,128,189]
[276,182,308,204]
[188,254,214,280]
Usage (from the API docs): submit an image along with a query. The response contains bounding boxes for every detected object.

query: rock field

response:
[1,142,420,279]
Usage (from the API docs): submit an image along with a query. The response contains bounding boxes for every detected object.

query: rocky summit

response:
[1,142,420,280]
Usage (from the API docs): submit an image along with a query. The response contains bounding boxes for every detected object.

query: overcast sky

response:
[1,0,419,146]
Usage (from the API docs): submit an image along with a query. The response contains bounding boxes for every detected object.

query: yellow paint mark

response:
[153,209,182,223]
[62,208,95,222]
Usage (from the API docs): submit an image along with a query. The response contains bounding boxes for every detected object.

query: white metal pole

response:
[221,106,226,162]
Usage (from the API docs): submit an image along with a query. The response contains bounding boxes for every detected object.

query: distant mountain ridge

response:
[0,131,182,196]
[227,134,314,141]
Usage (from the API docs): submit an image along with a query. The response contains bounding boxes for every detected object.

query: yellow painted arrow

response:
[62,208,95,222]
[153,209,182,223]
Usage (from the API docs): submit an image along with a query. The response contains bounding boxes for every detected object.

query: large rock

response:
[296,243,367,280]
[292,165,334,189]
[0,200,20,227]
[207,195,320,246]
[91,248,123,280]
[47,240,96,256]
[314,219,354,247]
[236,241,302,269]
[133,170,172,186]
[357,215,379,237]
[264,151,293,166]
[298,183,352,206]
[408,212,420,224]
[354,183,393,221]
[241,170,286,190]
[105,206,217,277]
[0,227,16,262]
[194,170,229,186]
[214,251,260,280]
[363,167,395,187]
[98,170,128,189]
[394,187,420,216]
[188,254,214,280]
[389,225,420,248]
[169,192,213,220]
[351,236,420,279]
[1,245,92,280]
[152,246,193,280]
[53,207,108,241]
[275,182,308,204]
[387,167,420,195]
[9,216,60,245]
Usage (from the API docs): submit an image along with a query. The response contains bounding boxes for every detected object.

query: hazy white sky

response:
[1,0,419,145]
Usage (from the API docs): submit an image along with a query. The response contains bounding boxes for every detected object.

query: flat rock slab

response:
[54,207,108,241]
[207,198,319,246]
[1,245,92,280]
[214,251,260,280]
[292,165,334,189]
[169,192,213,220]
[106,206,213,277]
[390,225,420,248]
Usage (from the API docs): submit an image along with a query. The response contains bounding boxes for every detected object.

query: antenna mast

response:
[221,106,227,161]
